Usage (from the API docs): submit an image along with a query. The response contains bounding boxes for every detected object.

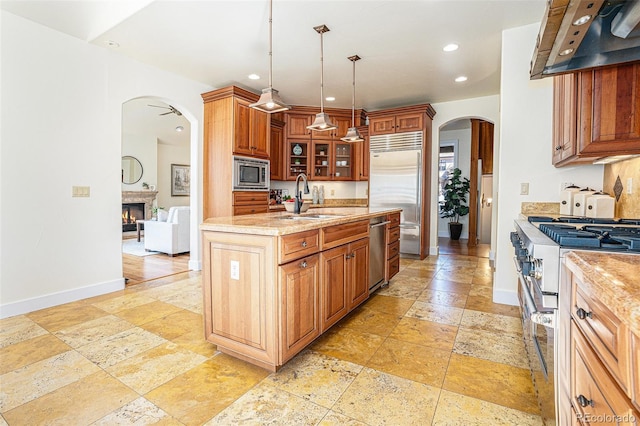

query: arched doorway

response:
[436,117,495,255]
[121,96,195,284]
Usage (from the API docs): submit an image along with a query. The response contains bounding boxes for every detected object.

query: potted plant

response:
[440,167,470,240]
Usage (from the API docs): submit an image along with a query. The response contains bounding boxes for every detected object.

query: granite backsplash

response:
[603,157,640,218]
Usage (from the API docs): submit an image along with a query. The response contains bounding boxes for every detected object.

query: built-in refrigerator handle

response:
[416,151,421,222]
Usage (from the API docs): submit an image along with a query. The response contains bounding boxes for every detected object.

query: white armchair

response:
[144,206,190,256]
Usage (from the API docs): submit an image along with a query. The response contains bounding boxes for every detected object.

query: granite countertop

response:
[564,251,640,337]
[201,207,402,236]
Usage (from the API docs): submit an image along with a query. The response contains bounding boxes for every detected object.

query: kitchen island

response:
[201,207,401,371]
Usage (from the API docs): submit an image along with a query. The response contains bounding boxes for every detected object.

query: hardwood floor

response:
[438,237,490,258]
[122,246,190,286]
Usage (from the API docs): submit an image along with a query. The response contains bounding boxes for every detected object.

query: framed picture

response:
[171,164,190,196]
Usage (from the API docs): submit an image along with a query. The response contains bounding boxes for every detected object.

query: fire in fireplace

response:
[122,203,145,232]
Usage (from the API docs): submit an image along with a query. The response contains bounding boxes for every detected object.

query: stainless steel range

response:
[511,216,640,426]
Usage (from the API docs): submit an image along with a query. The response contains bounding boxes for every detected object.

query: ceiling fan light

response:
[340,127,364,142]
[249,87,291,113]
[307,112,337,131]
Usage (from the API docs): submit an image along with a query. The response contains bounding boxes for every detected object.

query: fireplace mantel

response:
[122,191,158,220]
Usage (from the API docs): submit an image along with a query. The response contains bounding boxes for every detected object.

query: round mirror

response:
[121,156,143,184]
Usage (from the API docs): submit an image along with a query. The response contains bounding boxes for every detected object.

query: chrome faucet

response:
[294,173,310,214]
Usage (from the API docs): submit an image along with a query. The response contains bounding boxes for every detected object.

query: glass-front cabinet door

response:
[333,142,353,180]
[287,141,309,180]
[311,141,353,180]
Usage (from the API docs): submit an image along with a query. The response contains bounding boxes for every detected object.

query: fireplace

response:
[122,203,145,232]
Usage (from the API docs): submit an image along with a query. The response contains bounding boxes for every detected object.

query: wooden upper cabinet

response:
[331,115,353,140]
[579,62,640,156]
[354,125,369,181]
[270,119,285,180]
[552,61,640,167]
[369,112,423,136]
[553,73,579,166]
[233,98,269,159]
[286,113,313,139]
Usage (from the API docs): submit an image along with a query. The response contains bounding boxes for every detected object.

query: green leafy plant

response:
[440,168,470,223]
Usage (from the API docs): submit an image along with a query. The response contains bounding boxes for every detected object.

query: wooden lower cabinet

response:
[279,254,320,363]
[386,212,401,281]
[347,238,369,311]
[232,191,269,216]
[571,321,639,425]
[320,244,349,331]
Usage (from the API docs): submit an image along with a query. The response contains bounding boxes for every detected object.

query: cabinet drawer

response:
[233,205,269,216]
[388,212,400,228]
[571,321,639,423]
[387,255,400,281]
[321,220,369,250]
[387,226,400,243]
[233,191,269,205]
[387,240,400,260]
[572,277,631,393]
[280,230,320,264]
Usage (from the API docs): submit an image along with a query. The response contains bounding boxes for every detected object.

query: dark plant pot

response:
[449,222,463,240]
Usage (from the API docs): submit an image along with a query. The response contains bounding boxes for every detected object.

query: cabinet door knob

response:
[301,241,308,248]
[300,261,308,269]
[555,146,562,151]
[576,395,594,408]
[576,307,592,320]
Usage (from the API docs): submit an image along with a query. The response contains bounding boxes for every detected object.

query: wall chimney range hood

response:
[530,0,640,79]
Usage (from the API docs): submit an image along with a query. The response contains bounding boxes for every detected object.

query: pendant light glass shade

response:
[341,54,364,142]
[250,0,290,113]
[307,25,337,132]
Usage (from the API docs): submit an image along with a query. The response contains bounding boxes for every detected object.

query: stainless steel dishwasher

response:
[369,216,390,292]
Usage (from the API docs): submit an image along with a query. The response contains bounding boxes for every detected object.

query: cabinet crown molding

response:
[367,103,436,119]
[202,85,260,103]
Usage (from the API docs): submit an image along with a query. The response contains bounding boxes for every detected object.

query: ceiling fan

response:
[148,104,182,116]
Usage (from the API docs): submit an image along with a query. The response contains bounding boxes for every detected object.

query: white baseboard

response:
[188,259,201,271]
[0,278,125,319]
[492,287,518,306]
[429,246,439,256]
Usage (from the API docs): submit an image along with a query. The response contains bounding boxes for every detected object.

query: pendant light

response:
[249,0,290,113]
[341,55,364,142]
[307,24,337,132]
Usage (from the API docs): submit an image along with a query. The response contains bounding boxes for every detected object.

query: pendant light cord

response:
[319,30,325,112]
[351,59,355,126]
[268,0,273,88]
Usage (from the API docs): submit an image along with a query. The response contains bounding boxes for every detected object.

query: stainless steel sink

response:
[281,214,343,220]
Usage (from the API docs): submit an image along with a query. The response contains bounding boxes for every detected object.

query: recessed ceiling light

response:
[325,96,335,102]
[455,76,468,83]
[443,43,459,52]
[175,126,184,132]
[248,74,260,80]
[573,15,592,26]
[105,40,119,48]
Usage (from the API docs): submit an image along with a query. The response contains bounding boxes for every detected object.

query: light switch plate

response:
[627,178,633,194]
[72,186,90,197]
[520,183,529,195]
[230,260,240,280]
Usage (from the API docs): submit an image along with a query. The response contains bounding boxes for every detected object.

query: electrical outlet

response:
[230,260,240,280]
[520,183,529,195]
[330,189,335,196]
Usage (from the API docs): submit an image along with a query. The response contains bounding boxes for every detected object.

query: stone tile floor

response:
[0,252,543,425]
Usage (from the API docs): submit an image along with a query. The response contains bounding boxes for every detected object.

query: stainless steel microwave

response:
[233,156,269,191]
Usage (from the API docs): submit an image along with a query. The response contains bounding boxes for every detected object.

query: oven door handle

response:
[519,277,555,328]
[513,256,522,273]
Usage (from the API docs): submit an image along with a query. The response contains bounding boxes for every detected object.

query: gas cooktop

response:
[526,216,640,252]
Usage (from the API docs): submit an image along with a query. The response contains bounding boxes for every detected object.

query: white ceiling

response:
[2,0,546,111]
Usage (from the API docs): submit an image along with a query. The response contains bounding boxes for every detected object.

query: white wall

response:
[430,95,500,256]
[0,11,212,318]
[437,127,471,238]
[157,142,191,209]
[494,23,604,305]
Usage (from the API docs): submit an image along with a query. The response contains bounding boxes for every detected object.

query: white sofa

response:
[143,206,190,256]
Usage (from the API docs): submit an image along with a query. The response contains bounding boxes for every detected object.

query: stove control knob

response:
[529,259,543,280]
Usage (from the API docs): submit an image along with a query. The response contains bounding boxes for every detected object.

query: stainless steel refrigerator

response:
[369,131,423,255]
